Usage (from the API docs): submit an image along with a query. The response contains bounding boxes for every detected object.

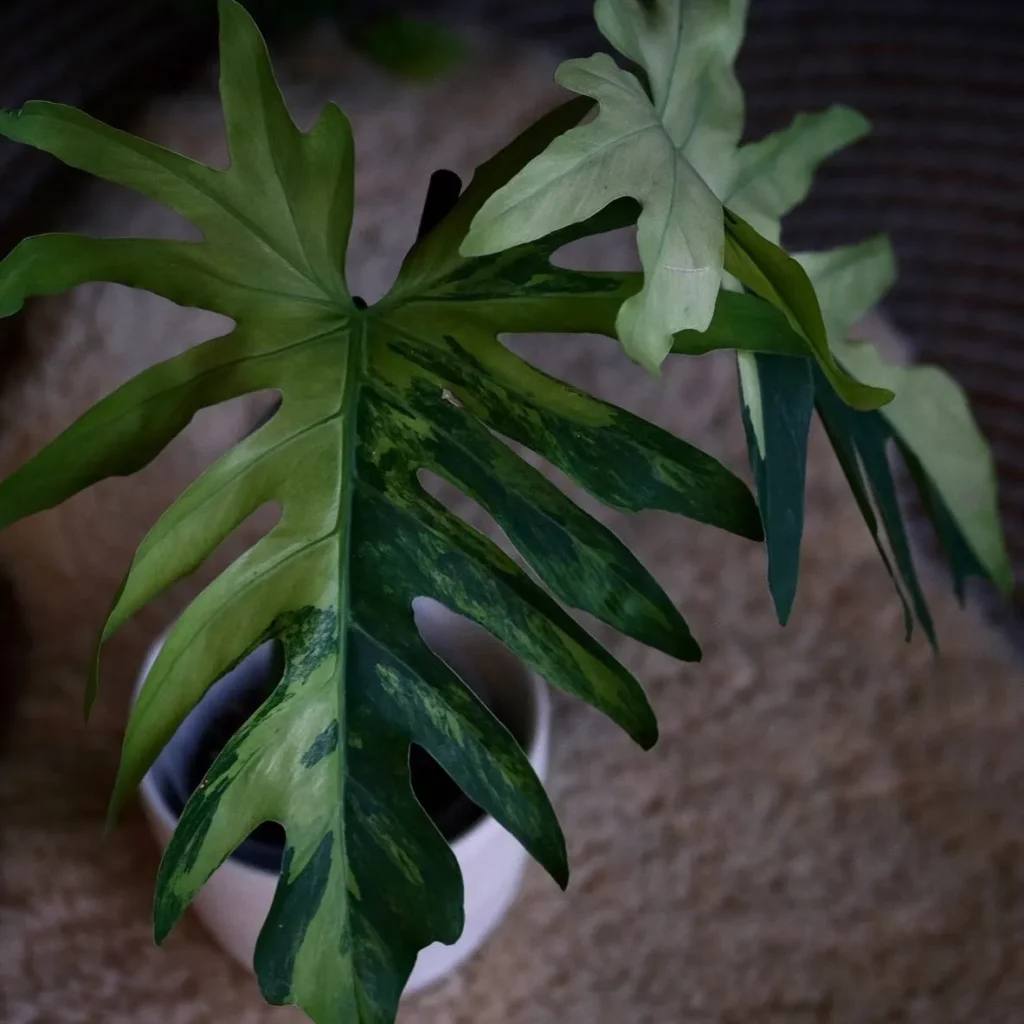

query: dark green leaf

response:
[740,355,814,625]
[832,332,1014,601]
[814,368,936,648]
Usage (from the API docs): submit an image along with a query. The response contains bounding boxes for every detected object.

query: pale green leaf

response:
[461,0,748,370]
[726,106,870,244]
[833,337,1013,598]
[593,0,746,194]
[795,235,897,342]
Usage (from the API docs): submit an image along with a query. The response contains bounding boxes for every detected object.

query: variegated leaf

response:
[461,0,747,370]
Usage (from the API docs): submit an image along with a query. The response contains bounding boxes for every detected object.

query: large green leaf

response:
[461,0,747,369]
[0,2,763,1020]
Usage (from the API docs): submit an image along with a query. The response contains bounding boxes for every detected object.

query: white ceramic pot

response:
[134,598,551,995]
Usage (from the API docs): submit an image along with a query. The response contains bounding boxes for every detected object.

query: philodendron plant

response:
[0,0,1012,1020]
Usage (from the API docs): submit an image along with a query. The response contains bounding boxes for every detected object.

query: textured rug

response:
[1,37,1024,1024]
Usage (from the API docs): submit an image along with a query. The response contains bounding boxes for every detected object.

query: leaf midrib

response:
[187,164,337,303]
[330,317,366,994]
[263,126,325,297]
[459,119,657,241]
[68,324,343,449]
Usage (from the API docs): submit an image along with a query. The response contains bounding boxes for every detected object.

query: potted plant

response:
[133,596,552,995]
[0,0,1011,1021]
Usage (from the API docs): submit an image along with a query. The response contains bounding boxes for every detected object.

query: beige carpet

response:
[1,34,1023,1024]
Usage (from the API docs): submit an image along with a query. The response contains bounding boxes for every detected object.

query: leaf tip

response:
[633,708,659,752]
[554,861,570,892]
[104,766,135,836]
[216,0,263,48]
[921,614,940,655]
[833,103,872,139]
[102,797,123,838]
[217,0,246,19]
[152,897,177,947]
[640,357,664,380]
[993,559,1016,601]
[744,506,766,543]
[727,474,766,544]
[771,589,797,628]
[654,615,702,663]
[673,633,703,664]
[541,831,571,891]
[618,325,669,377]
